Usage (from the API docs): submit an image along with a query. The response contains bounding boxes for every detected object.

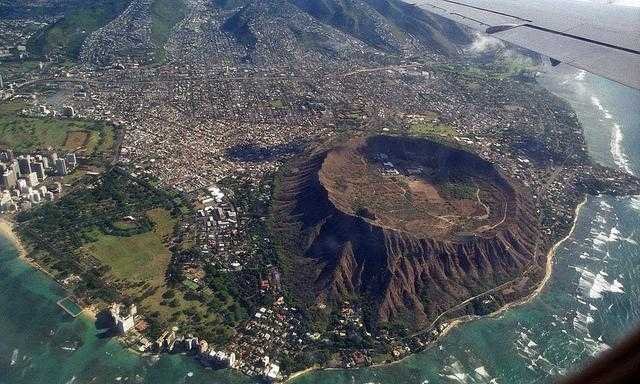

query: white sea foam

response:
[474,366,490,379]
[610,123,634,175]
[443,361,470,383]
[592,227,623,244]
[576,268,625,299]
[629,196,640,211]
[591,96,606,113]
[599,200,612,211]
[10,348,18,366]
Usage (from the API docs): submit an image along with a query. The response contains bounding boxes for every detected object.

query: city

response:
[0,0,639,383]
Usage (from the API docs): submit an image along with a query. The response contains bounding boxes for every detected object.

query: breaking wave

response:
[590,96,634,175]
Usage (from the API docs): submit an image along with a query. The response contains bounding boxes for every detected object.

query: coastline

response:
[287,194,590,380]
[0,216,28,259]
[0,215,97,321]
[284,365,320,383]
[487,194,589,317]
[0,216,59,281]
[0,195,590,383]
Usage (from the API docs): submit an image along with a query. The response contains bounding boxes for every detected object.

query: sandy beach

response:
[490,194,589,316]
[0,217,28,258]
[0,216,61,280]
[82,304,99,321]
[285,365,320,383]
[0,215,97,320]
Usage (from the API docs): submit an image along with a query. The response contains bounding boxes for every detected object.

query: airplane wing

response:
[412,0,640,89]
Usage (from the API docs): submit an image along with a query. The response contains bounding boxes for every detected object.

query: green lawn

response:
[269,99,285,108]
[82,208,175,282]
[432,58,536,82]
[111,220,140,230]
[409,119,455,138]
[0,101,114,155]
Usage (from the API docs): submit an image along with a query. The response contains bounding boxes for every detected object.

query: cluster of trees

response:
[439,180,476,200]
[16,168,182,305]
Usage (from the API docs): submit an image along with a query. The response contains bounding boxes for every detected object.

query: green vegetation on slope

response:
[439,181,476,200]
[0,101,115,157]
[431,56,537,82]
[27,0,132,59]
[150,0,187,62]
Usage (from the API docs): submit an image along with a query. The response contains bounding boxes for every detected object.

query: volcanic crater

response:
[320,135,514,240]
[272,135,545,330]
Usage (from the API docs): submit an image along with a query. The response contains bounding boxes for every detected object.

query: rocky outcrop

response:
[271,135,544,330]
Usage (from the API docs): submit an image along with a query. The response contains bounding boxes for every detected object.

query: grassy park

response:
[409,118,456,139]
[0,101,114,155]
[83,208,175,282]
[16,168,242,341]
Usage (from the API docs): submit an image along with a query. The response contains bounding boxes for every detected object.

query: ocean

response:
[1,68,639,384]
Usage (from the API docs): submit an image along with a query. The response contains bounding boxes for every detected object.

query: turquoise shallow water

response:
[0,235,252,384]
[1,68,639,384]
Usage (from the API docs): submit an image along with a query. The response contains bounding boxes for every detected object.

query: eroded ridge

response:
[273,135,543,330]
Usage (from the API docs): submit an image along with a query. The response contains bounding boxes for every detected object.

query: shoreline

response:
[0,217,28,259]
[0,196,589,383]
[0,215,97,322]
[488,194,589,316]
[287,194,590,380]
[0,216,58,281]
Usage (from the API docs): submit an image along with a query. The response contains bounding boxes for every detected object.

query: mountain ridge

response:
[28,0,471,65]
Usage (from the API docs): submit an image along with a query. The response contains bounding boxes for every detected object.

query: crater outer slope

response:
[272,135,544,330]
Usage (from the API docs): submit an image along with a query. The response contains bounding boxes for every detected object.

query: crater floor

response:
[320,135,517,240]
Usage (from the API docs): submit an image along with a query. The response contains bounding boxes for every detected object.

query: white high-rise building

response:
[65,153,77,168]
[18,156,31,175]
[27,172,39,187]
[110,303,137,334]
[32,162,46,180]
[17,179,28,194]
[30,190,41,203]
[1,169,17,189]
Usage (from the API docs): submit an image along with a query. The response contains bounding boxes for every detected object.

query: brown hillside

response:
[271,135,545,330]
